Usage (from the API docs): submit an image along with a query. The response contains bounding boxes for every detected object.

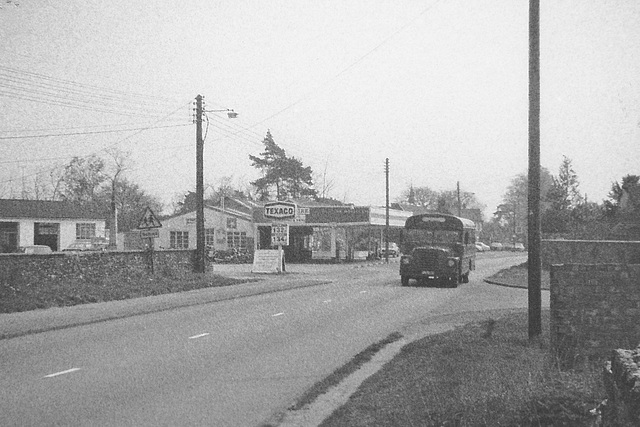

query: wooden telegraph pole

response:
[385,158,390,264]
[528,0,542,340]
[195,95,205,274]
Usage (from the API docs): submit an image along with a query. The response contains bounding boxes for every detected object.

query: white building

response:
[0,199,107,253]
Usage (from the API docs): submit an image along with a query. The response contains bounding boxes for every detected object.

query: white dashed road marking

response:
[44,368,81,378]
[323,300,332,303]
[272,312,284,317]
[189,333,210,339]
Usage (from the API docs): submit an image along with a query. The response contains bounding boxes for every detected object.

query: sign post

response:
[137,207,162,274]
[254,201,297,274]
[271,223,289,272]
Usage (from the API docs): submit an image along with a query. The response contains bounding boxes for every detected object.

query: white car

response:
[475,242,490,252]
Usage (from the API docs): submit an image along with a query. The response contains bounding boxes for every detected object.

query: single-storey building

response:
[253,201,413,262]
[0,199,107,253]
[122,201,254,252]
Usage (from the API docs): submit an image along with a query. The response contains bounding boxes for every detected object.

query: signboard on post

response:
[140,229,159,239]
[271,223,289,246]
[137,207,162,274]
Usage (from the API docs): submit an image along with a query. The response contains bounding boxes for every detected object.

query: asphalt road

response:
[0,253,538,427]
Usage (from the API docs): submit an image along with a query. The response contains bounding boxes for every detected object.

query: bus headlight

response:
[447,259,456,267]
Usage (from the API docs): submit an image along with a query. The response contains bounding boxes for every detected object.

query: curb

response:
[0,277,330,341]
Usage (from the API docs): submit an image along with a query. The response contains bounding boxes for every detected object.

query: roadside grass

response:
[0,269,254,314]
[320,311,605,426]
[485,261,551,290]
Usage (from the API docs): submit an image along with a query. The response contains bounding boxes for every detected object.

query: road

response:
[0,253,539,426]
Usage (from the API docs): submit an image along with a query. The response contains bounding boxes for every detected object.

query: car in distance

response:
[380,242,399,257]
[504,242,526,252]
[475,242,490,252]
[20,245,53,255]
[490,242,503,251]
[63,241,105,252]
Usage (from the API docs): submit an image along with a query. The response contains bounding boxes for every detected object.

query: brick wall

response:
[0,250,196,288]
[550,263,640,366]
[542,239,640,267]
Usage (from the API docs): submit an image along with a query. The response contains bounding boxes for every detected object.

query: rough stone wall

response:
[603,346,640,426]
[550,263,640,366]
[0,250,195,288]
[542,240,640,268]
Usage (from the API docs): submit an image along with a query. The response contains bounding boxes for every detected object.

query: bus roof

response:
[405,213,476,230]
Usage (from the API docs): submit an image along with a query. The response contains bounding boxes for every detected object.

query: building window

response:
[76,223,96,240]
[170,231,189,249]
[227,217,237,229]
[205,228,215,246]
[227,231,247,250]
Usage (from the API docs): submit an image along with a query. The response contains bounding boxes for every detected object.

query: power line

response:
[0,122,191,141]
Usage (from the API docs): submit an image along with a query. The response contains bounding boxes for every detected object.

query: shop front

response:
[253,203,412,262]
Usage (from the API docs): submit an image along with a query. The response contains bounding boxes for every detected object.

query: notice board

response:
[251,249,285,273]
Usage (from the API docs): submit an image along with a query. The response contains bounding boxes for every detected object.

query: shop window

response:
[205,228,215,246]
[170,231,189,249]
[76,223,96,240]
[227,231,247,250]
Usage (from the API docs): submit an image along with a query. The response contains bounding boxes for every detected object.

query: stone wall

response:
[603,345,640,426]
[550,263,640,366]
[0,250,196,288]
[542,239,640,267]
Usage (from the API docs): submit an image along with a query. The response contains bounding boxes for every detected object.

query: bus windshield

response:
[404,229,461,245]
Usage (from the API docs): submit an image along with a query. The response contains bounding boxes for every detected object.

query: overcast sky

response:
[1,0,639,217]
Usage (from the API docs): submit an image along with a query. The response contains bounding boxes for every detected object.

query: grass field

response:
[314,263,604,427]
[319,310,605,426]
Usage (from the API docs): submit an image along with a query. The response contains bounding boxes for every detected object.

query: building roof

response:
[0,199,105,221]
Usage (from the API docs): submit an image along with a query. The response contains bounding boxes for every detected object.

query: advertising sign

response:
[264,201,296,219]
[271,223,289,246]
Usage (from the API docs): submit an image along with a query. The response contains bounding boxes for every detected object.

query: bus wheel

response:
[401,275,409,287]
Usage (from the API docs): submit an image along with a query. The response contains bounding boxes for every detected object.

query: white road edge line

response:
[189,333,210,339]
[44,368,81,378]
[272,312,284,317]
[360,291,368,294]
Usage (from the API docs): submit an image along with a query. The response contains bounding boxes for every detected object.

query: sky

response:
[1,0,639,218]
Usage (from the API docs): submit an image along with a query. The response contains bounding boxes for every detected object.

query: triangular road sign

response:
[138,207,162,229]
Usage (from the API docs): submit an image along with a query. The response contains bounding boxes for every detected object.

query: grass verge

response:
[485,261,550,290]
[319,311,605,426]
[0,270,255,314]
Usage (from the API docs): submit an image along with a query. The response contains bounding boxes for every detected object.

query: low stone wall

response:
[0,250,196,287]
[550,263,640,366]
[542,240,640,268]
[603,345,640,426]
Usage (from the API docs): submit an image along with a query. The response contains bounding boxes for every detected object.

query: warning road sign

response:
[138,207,162,229]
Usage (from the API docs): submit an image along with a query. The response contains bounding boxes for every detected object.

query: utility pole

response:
[528,0,542,340]
[195,95,205,274]
[457,181,461,217]
[384,158,390,264]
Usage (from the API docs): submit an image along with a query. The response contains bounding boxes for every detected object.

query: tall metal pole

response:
[385,158,389,264]
[528,0,542,340]
[195,95,205,273]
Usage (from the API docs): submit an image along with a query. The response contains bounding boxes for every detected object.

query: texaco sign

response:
[263,201,297,219]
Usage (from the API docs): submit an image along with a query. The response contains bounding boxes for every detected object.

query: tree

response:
[58,156,107,205]
[398,185,439,208]
[604,174,640,218]
[96,178,163,232]
[249,130,316,200]
[542,156,582,234]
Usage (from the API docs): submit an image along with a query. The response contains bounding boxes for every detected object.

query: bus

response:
[399,213,476,287]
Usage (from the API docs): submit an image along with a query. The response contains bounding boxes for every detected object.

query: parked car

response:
[504,242,526,252]
[380,242,399,257]
[490,242,503,251]
[475,242,490,252]
[20,245,53,255]
[63,241,105,252]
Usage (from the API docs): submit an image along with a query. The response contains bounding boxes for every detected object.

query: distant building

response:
[0,199,106,253]
[122,197,255,252]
